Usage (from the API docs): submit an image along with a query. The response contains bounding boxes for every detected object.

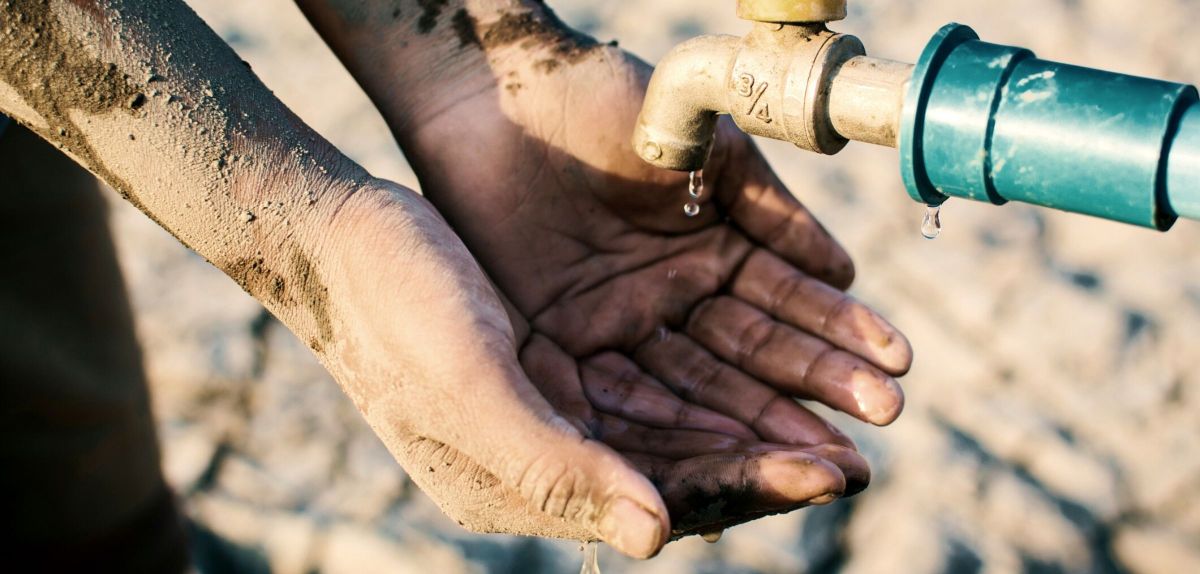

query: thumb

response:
[448,350,671,558]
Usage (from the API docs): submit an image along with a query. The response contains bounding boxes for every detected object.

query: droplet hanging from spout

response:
[684,169,704,217]
[921,204,942,239]
[579,541,601,574]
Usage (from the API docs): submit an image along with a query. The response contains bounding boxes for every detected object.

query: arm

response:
[0,0,364,348]
[0,0,677,557]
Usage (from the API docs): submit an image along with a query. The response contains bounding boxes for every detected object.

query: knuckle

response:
[735,313,776,366]
[767,272,805,316]
[681,356,724,401]
[685,297,717,334]
[765,207,804,247]
[516,453,594,522]
[820,294,855,335]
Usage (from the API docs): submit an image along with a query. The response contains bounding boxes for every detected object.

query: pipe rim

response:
[899,23,980,207]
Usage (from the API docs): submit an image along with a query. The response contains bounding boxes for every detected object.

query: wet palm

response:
[395,43,913,534]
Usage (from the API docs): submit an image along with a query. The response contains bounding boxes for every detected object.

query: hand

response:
[386,5,913,535]
[315,179,868,558]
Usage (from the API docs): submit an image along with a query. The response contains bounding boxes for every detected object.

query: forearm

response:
[0,0,374,347]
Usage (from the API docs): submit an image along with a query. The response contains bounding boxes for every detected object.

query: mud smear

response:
[676,480,759,532]
[228,249,332,352]
[532,59,561,74]
[290,247,334,349]
[415,0,448,34]
[480,7,601,71]
[0,0,143,206]
[450,8,481,49]
[325,0,402,25]
[227,257,288,305]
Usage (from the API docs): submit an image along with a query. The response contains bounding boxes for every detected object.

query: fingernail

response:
[855,373,904,426]
[829,305,910,375]
[598,497,664,559]
[810,492,841,505]
[871,318,913,375]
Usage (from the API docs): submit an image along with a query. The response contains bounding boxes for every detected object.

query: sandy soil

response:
[104,0,1200,572]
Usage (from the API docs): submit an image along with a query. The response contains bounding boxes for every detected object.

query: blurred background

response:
[110,0,1200,572]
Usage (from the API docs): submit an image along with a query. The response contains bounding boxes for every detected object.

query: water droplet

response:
[921,204,942,239]
[688,169,704,199]
[667,268,678,280]
[701,530,724,544]
[580,541,601,574]
[656,326,671,342]
[684,170,705,217]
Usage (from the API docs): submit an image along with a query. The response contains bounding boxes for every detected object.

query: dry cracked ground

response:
[104,0,1200,572]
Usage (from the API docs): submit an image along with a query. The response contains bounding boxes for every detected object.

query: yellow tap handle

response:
[736,0,847,23]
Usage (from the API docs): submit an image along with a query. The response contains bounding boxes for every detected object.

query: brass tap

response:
[632,0,912,172]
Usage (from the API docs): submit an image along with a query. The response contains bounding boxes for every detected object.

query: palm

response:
[399,48,910,534]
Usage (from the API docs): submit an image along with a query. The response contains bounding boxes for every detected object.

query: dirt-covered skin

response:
[0,0,778,560]
[297,0,914,545]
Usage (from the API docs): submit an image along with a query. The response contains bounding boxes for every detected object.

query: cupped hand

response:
[391,16,913,539]
[314,179,864,558]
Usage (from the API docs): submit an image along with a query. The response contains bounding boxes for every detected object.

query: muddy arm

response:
[0,4,695,557]
[0,0,386,346]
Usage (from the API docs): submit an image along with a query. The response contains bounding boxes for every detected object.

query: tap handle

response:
[736,0,847,23]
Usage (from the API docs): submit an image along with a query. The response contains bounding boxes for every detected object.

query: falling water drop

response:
[921,204,943,239]
[688,169,704,199]
[701,530,724,544]
[580,541,601,574]
[684,169,705,217]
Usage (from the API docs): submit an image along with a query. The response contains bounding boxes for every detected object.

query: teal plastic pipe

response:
[900,24,1200,230]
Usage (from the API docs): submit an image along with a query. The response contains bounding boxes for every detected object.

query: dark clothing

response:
[0,123,188,573]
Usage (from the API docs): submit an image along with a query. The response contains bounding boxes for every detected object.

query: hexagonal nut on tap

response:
[727,23,866,155]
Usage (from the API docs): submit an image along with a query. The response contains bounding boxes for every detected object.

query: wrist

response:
[312,178,520,368]
[297,0,600,134]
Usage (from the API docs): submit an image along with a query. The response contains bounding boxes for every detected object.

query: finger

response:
[687,296,904,426]
[732,249,912,375]
[581,352,756,439]
[706,442,870,496]
[593,414,749,460]
[799,443,870,497]
[521,333,598,436]
[435,334,665,559]
[634,332,855,449]
[710,120,855,289]
[626,450,847,535]
[596,419,870,495]
[662,444,872,536]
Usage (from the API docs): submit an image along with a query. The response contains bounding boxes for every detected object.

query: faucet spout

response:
[631,34,741,172]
